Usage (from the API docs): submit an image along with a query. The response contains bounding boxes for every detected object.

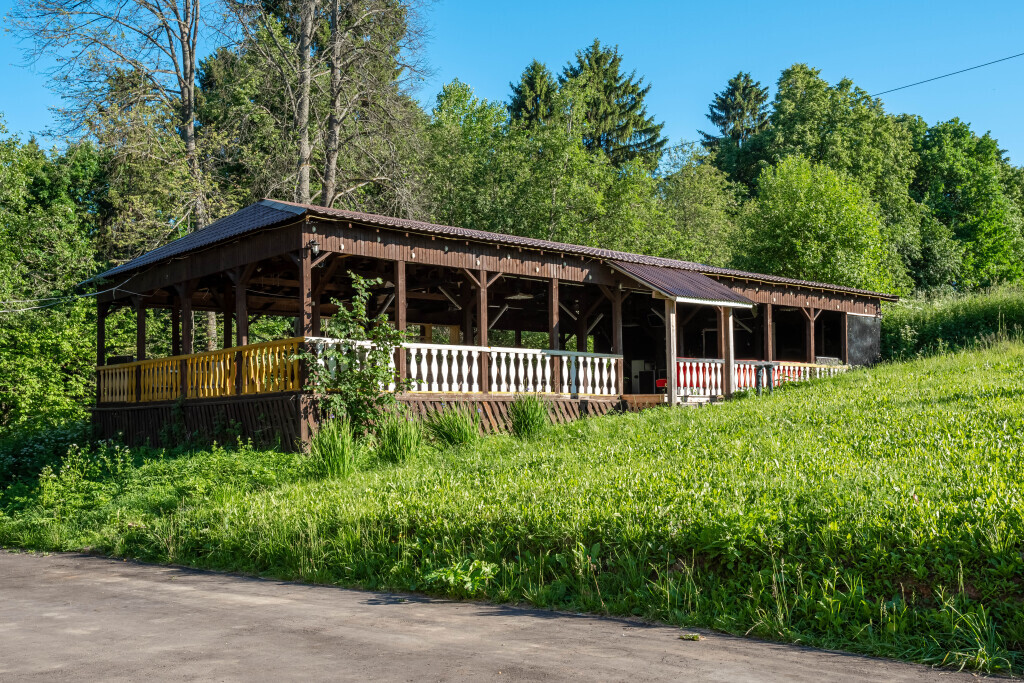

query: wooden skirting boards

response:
[92,392,679,450]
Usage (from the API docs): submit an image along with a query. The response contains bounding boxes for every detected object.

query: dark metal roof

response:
[93,200,304,281]
[93,198,898,301]
[609,261,754,307]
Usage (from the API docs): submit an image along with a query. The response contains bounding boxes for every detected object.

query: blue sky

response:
[3,0,1024,162]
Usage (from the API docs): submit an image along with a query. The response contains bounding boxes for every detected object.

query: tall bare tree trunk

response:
[294,0,314,205]
[322,0,345,208]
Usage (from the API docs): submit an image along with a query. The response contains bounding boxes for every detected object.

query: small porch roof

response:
[609,261,754,308]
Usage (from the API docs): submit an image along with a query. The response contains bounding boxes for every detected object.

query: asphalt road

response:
[0,551,971,681]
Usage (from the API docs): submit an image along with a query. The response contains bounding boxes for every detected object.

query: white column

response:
[665,298,679,405]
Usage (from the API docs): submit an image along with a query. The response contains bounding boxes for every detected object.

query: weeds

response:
[507,394,548,439]
[375,410,422,463]
[309,417,356,479]
[423,406,480,448]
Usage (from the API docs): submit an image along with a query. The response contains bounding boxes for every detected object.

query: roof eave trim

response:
[674,295,753,309]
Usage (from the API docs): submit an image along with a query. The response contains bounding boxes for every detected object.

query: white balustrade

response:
[676,357,849,396]
[307,338,620,396]
[549,350,619,396]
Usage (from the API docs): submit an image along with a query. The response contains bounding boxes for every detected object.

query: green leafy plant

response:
[507,393,548,439]
[423,406,480,447]
[309,417,356,480]
[375,410,421,464]
[299,274,412,434]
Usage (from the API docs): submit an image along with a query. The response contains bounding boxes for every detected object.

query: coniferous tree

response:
[509,60,557,126]
[560,39,666,169]
[699,71,769,149]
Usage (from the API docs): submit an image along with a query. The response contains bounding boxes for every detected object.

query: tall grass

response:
[423,406,480,447]
[375,410,421,463]
[309,417,356,479]
[881,285,1024,359]
[2,343,1024,673]
[507,394,548,439]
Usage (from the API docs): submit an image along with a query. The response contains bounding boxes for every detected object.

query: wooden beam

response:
[313,254,347,297]
[395,260,407,384]
[461,268,481,289]
[298,244,314,336]
[762,303,773,362]
[840,311,849,365]
[576,290,588,352]
[477,269,489,391]
[804,307,818,362]
[222,291,234,349]
[721,307,736,398]
[135,298,146,362]
[665,299,678,405]
[610,288,622,354]
[171,298,181,357]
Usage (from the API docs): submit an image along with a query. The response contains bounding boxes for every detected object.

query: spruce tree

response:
[509,60,557,126]
[560,39,667,169]
[699,71,770,149]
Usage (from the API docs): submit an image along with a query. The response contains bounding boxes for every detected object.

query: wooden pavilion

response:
[91,199,896,447]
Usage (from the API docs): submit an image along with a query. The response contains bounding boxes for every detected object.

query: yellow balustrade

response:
[186,347,238,399]
[240,337,302,394]
[96,337,304,404]
[97,363,137,403]
[139,357,180,402]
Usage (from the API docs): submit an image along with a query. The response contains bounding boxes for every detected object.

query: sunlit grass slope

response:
[3,342,1023,672]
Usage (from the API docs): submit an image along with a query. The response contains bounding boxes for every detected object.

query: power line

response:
[872,50,1024,97]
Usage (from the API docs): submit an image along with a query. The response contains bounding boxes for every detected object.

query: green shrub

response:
[423,406,480,447]
[507,394,548,439]
[881,285,1024,359]
[375,411,421,464]
[309,417,356,479]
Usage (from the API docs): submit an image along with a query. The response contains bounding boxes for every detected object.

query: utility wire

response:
[872,50,1024,97]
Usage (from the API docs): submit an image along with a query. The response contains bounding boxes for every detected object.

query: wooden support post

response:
[762,303,773,361]
[801,307,821,363]
[576,290,588,352]
[298,247,314,336]
[395,260,407,385]
[514,329,521,347]
[171,300,181,356]
[548,279,561,350]
[840,312,849,365]
[235,278,249,347]
[549,278,561,392]
[665,299,678,405]
[179,283,193,398]
[477,269,489,392]
[135,298,146,401]
[222,292,233,350]
[611,288,624,396]
[721,307,736,398]
[96,301,108,403]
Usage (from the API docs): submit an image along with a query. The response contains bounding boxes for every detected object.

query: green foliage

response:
[300,274,410,434]
[560,39,667,169]
[309,418,356,480]
[699,71,770,150]
[374,410,421,464]
[508,60,557,126]
[423,407,480,448]
[658,143,741,266]
[3,345,1024,673]
[507,394,548,440]
[881,286,1024,360]
[739,156,906,293]
[909,118,1024,287]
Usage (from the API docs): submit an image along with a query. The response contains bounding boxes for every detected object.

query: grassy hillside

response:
[882,285,1024,359]
[3,342,1024,673]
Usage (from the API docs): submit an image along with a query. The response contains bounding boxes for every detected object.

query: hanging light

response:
[309,238,320,256]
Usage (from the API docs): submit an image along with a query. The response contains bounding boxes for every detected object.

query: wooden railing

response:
[97,337,303,404]
[675,358,848,398]
[97,337,623,404]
